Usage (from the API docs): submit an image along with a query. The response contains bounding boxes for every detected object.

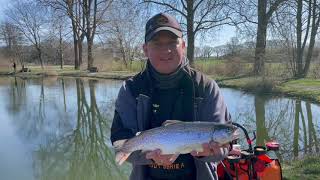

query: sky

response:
[0,0,235,47]
[196,26,237,47]
[0,0,9,21]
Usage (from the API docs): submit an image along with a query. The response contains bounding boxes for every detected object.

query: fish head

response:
[211,124,240,145]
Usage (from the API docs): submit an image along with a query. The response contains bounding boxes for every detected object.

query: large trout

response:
[113,120,239,165]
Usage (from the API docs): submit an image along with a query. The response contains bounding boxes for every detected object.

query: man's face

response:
[143,31,186,74]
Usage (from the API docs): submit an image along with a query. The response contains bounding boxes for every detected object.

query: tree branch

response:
[143,0,187,17]
[266,0,287,21]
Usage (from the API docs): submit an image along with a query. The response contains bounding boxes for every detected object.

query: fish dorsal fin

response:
[162,120,182,126]
[135,131,141,136]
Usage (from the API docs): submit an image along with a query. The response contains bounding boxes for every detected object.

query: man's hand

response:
[145,149,178,166]
[191,141,229,157]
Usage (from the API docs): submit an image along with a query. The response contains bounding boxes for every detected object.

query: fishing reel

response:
[218,122,282,180]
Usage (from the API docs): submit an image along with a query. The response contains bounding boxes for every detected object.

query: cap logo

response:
[156,16,168,25]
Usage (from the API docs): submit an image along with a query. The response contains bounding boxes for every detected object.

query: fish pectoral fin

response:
[113,139,128,150]
[162,120,183,126]
[169,153,180,163]
[115,151,131,166]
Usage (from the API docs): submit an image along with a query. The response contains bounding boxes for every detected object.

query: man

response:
[110,13,231,180]
[13,62,16,73]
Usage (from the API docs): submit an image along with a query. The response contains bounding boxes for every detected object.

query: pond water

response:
[0,77,319,180]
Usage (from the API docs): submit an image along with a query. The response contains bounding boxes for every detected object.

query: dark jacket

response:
[110,65,231,180]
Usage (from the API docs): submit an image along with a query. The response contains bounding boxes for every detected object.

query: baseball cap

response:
[145,13,182,42]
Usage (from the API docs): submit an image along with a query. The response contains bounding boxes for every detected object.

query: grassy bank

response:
[0,62,319,104]
[218,77,320,103]
[282,156,320,180]
[0,65,135,80]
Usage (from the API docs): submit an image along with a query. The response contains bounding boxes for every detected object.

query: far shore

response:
[1,67,319,104]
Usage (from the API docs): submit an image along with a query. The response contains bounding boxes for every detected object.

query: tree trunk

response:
[37,46,44,69]
[255,95,269,146]
[299,104,307,154]
[73,37,79,70]
[87,38,94,69]
[68,0,80,70]
[254,0,267,75]
[303,1,320,77]
[293,100,301,159]
[306,102,319,152]
[78,41,83,68]
[72,20,80,70]
[186,0,195,66]
[59,29,64,69]
[79,34,85,66]
[296,0,303,78]
[302,30,316,77]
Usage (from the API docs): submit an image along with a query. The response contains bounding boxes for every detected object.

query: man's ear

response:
[143,43,148,56]
[180,39,186,54]
[181,39,186,49]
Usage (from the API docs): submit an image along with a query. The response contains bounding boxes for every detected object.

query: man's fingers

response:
[146,151,155,159]
[169,154,179,162]
[155,149,162,155]
[190,150,197,156]
[202,143,210,149]
[209,141,220,149]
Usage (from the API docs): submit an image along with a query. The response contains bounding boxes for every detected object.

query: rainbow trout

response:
[114,120,239,165]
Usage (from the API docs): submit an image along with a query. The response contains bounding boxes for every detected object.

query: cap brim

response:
[145,27,182,42]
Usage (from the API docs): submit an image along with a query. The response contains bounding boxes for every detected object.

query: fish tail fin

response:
[113,139,131,165]
[115,151,131,165]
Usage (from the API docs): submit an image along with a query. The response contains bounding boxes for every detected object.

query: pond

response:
[0,77,319,180]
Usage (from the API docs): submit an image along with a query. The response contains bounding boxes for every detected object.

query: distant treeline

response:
[0,0,319,78]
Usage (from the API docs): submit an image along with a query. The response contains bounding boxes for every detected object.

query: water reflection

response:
[33,78,128,180]
[227,91,320,161]
[1,77,129,180]
[7,77,26,113]
[0,77,319,180]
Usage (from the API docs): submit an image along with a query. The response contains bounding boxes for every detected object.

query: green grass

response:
[277,79,320,102]
[217,77,320,103]
[282,156,320,180]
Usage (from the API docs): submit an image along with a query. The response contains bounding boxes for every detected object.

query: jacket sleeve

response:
[199,80,231,124]
[196,80,231,162]
[110,81,154,165]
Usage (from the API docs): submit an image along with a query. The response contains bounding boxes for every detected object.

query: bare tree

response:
[41,0,112,70]
[226,36,241,56]
[0,21,24,66]
[200,45,214,58]
[103,1,146,68]
[6,0,48,69]
[49,14,71,69]
[231,0,287,75]
[82,0,112,70]
[40,0,86,70]
[143,0,233,65]
[212,45,227,59]
[67,0,86,69]
[275,0,320,78]
[295,0,320,77]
